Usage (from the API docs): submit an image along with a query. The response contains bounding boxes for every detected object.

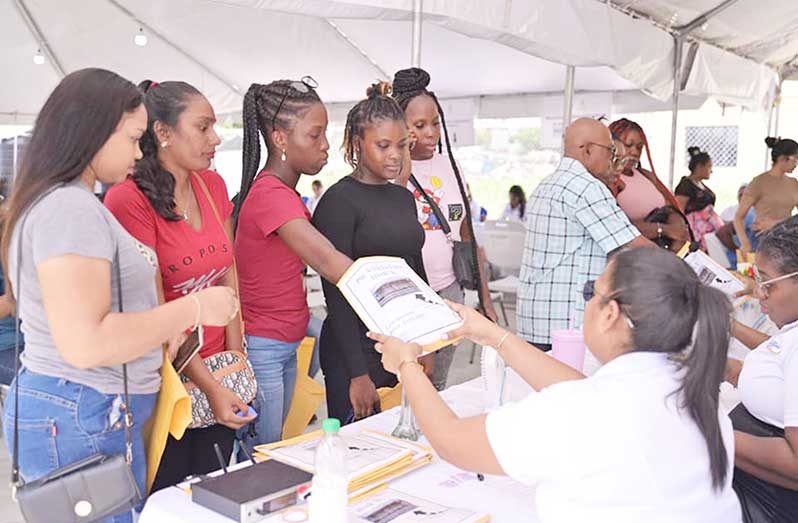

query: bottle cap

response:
[322,418,341,433]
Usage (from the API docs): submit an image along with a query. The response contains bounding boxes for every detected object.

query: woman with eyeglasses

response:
[233,78,352,446]
[723,216,798,521]
[734,138,798,256]
[609,118,690,250]
[369,246,742,522]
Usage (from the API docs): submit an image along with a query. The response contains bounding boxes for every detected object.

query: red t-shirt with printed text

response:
[105,170,234,358]
[235,173,310,343]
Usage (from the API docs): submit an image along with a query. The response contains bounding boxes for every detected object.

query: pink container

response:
[550,329,586,372]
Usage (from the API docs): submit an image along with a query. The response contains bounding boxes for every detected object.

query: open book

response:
[681,249,746,297]
[337,257,464,352]
[352,487,490,523]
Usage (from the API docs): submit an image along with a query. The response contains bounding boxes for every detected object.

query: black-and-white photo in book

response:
[337,257,464,352]
[682,250,746,297]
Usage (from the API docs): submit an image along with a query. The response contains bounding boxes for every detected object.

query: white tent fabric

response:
[1,0,793,124]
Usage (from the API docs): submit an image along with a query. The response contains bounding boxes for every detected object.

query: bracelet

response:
[189,294,201,331]
[495,331,511,352]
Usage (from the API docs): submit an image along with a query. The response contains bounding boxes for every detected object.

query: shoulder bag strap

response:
[10,197,133,493]
[408,174,453,238]
[191,173,246,350]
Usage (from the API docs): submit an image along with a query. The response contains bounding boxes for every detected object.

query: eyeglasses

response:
[753,266,798,297]
[583,280,635,329]
[580,142,617,163]
[271,75,319,129]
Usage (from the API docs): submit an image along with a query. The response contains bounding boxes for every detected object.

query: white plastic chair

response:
[479,220,526,276]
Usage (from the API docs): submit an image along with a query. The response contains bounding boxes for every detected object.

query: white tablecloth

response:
[139,378,539,523]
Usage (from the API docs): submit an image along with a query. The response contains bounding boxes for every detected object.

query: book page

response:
[683,250,746,297]
[353,488,489,523]
[337,257,463,350]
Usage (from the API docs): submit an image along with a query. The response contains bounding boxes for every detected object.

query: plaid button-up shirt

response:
[517,158,639,345]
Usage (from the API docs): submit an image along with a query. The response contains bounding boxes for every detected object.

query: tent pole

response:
[411,0,423,67]
[668,36,683,190]
[13,0,66,78]
[562,65,576,150]
[773,79,783,138]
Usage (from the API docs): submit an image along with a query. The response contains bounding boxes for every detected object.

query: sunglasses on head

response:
[582,280,635,329]
[271,75,319,129]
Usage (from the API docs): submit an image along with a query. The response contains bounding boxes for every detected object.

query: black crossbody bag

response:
[409,174,480,292]
[11,205,141,522]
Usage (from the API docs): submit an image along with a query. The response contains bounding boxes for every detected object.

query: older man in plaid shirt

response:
[517,118,651,351]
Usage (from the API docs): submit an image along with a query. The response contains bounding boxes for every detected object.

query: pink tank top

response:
[616,168,666,221]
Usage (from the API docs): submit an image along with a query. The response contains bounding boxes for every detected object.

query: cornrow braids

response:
[392,67,485,310]
[234,80,322,224]
[342,81,404,168]
[135,80,202,221]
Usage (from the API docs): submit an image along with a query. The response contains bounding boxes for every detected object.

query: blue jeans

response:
[3,369,156,523]
[241,335,299,447]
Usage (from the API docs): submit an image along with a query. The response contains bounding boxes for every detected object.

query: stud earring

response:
[281,150,287,162]
[160,141,168,149]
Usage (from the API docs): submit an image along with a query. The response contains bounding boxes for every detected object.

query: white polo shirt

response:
[738,320,798,428]
[485,351,741,523]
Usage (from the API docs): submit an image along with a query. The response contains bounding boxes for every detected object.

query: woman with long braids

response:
[369,246,742,522]
[104,80,253,491]
[2,69,238,521]
[391,67,496,391]
[312,82,426,423]
[233,79,351,445]
[609,118,691,249]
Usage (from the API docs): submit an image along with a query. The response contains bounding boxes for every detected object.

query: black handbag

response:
[11,207,141,522]
[409,174,480,291]
[644,205,700,252]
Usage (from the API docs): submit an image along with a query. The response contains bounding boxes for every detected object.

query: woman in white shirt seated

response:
[369,246,741,523]
[725,215,798,522]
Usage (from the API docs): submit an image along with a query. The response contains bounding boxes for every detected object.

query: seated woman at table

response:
[609,118,690,250]
[723,216,798,522]
[369,246,741,522]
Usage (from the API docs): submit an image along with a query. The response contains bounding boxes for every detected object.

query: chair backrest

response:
[479,220,526,275]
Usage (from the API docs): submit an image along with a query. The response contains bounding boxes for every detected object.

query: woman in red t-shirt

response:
[105,80,254,492]
[234,79,351,446]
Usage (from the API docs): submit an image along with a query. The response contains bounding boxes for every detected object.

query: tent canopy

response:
[1,0,795,124]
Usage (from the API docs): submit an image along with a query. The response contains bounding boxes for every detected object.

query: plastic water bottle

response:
[309,418,348,523]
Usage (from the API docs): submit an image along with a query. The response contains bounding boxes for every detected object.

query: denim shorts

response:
[3,369,156,523]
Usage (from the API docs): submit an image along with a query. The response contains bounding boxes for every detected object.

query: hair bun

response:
[687,146,702,157]
[765,136,779,148]
[392,67,431,94]
[366,81,392,99]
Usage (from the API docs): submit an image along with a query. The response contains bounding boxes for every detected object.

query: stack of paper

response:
[254,430,433,499]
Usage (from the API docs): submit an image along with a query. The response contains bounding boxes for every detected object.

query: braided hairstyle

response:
[135,80,203,220]
[764,136,798,164]
[392,68,485,307]
[341,82,404,168]
[687,146,711,173]
[234,80,322,222]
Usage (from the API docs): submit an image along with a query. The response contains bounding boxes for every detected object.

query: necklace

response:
[177,179,194,222]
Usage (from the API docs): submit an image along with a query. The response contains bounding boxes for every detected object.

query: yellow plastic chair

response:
[378,383,403,411]
[282,338,325,439]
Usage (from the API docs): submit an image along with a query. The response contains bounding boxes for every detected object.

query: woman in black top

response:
[312,83,426,424]
[675,147,724,250]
